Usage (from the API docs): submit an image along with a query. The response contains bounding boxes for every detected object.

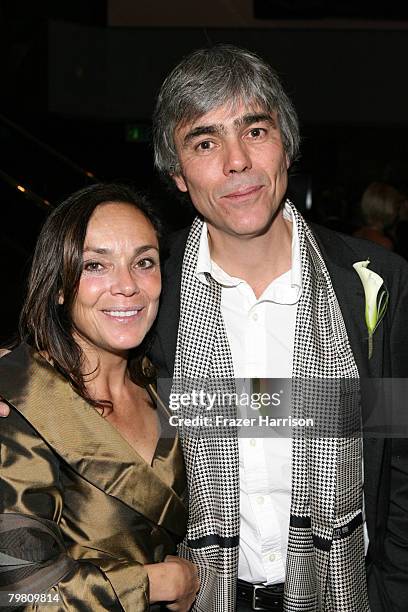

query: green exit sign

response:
[125,124,151,143]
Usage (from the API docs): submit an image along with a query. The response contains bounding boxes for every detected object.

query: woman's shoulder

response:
[0,342,60,402]
[0,396,61,495]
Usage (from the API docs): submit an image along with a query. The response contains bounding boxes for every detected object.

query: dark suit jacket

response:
[150,220,408,612]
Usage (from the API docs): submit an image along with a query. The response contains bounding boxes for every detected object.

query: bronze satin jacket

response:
[0,343,187,611]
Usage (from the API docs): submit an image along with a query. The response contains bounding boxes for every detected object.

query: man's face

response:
[173,102,289,239]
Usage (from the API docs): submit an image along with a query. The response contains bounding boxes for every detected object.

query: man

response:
[2,45,408,611]
[148,45,408,612]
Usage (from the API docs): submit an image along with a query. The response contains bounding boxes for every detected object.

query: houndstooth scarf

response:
[173,203,369,612]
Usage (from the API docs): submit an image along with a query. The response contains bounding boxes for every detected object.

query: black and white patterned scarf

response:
[174,203,369,612]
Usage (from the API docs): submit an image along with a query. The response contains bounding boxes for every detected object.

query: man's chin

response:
[224,215,279,239]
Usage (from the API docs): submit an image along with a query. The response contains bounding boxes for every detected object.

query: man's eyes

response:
[193,128,268,151]
[195,140,215,151]
[247,127,267,139]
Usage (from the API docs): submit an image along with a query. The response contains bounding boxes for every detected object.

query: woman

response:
[0,183,198,611]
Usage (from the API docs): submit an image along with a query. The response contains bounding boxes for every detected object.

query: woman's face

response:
[71,202,161,358]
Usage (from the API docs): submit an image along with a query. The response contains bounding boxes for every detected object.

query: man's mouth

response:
[222,185,263,199]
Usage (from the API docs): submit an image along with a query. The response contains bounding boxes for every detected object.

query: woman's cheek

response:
[77,275,110,303]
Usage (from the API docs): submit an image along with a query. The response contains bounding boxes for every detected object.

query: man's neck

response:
[208,213,293,299]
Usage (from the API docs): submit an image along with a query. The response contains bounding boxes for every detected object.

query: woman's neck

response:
[74,336,130,404]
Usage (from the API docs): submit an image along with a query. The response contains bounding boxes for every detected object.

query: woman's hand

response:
[0,401,10,417]
[164,555,200,612]
[146,555,200,611]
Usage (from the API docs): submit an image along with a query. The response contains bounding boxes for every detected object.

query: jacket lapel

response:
[311,225,386,542]
[0,343,186,537]
[153,228,189,379]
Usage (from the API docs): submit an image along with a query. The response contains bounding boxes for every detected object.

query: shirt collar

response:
[195,201,302,296]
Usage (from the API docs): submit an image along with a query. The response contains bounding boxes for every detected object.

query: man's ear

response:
[285,153,290,169]
[58,292,64,305]
[172,173,188,193]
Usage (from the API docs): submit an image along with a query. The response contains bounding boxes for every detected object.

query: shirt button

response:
[250,439,256,447]
[269,553,276,562]
[252,313,258,321]
[256,496,264,505]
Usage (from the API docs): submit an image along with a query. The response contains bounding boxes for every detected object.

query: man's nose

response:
[223,139,252,175]
[111,267,140,296]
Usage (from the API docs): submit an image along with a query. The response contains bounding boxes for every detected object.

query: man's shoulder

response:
[161,225,192,277]
[159,225,192,296]
[310,222,408,277]
[163,226,190,257]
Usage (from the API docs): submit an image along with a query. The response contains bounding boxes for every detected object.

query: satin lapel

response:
[0,343,186,537]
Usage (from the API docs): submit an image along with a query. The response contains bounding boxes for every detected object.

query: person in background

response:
[353,181,404,250]
[0,183,198,611]
[392,194,408,260]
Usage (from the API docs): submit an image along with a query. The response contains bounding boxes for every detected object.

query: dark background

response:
[1,0,408,342]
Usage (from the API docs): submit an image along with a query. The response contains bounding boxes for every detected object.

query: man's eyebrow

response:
[234,113,276,128]
[182,124,225,146]
[83,245,159,256]
[182,114,276,146]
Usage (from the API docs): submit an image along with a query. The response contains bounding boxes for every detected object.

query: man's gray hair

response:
[152,44,300,175]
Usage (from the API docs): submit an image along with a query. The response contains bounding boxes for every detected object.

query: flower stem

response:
[368,333,373,359]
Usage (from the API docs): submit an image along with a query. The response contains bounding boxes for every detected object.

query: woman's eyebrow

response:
[83,245,159,255]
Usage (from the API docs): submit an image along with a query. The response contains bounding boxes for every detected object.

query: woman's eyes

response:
[82,258,158,274]
[83,261,104,273]
[136,257,156,269]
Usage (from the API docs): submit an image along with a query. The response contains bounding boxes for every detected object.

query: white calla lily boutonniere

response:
[353,260,389,359]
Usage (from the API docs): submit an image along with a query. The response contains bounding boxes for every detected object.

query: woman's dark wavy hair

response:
[19,182,162,408]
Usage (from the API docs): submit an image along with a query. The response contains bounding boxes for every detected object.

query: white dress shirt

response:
[195,204,301,585]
